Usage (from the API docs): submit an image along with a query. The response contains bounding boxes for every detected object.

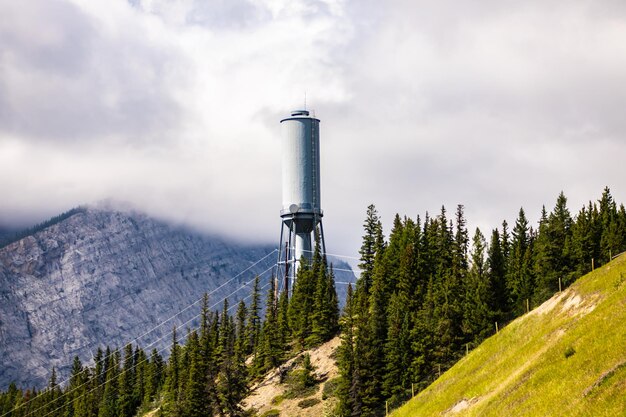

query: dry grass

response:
[245,336,341,417]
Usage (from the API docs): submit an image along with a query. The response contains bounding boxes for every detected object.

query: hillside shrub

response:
[297,398,320,409]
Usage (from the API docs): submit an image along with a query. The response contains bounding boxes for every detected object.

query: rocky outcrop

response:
[0,208,355,389]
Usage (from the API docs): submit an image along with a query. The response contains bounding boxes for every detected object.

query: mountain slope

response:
[0,207,355,390]
[392,254,626,417]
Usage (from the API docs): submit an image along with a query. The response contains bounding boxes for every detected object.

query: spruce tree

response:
[336,284,356,416]
[487,228,508,320]
[599,187,622,263]
[184,331,210,417]
[383,292,411,405]
[164,327,182,417]
[506,208,534,315]
[246,275,262,355]
[65,357,84,417]
[117,344,135,417]
[358,204,385,297]
[217,307,248,416]
[288,257,316,348]
[98,351,120,417]
[462,228,493,343]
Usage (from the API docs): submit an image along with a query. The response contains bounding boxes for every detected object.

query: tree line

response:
[2,187,625,417]
[335,187,626,416]
[0,243,340,417]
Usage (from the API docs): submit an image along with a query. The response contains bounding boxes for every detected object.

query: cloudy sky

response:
[1,0,626,258]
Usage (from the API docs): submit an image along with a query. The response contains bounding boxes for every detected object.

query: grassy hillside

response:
[393,254,626,417]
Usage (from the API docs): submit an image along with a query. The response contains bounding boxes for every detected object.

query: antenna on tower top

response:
[304,92,307,110]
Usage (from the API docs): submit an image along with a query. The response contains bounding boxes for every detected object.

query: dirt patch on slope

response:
[444,397,481,415]
[245,336,341,416]
[530,289,598,319]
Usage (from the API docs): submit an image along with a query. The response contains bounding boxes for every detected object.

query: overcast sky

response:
[1,0,626,259]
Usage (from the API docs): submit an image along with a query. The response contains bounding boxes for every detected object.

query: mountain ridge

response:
[0,206,355,389]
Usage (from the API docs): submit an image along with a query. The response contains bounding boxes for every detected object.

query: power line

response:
[64,251,277,367]
[1,250,277,417]
[298,248,363,262]
[64,249,277,385]
[14,265,277,417]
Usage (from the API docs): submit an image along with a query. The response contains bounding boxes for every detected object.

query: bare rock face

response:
[0,208,282,389]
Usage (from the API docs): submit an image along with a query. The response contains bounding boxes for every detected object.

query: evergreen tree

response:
[288,257,316,348]
[257,275,285,374]
[184,331,211,417]
[235,300,248,357]
[534,192,574,301]
[599,187,623,263]
[144,349,164,405]
[431,206,463,368]
[117,344,135,417]
[217,302,248,416]
[487,228,508,320]
[98,351,120,417]
[199,294,219,414]
[506,208,534,314]
[246,275,262,355]
[336,284,357,416]
[132,346,147,413]
[463,228,493,343]
[382,292,411,405]
[358,204,385,298]
[276,289,290,347]
[64,357,84,417]
[164,327,182,417]
[311,260,340,344]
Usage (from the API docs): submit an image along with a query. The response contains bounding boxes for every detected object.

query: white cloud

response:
[1,0,626,258]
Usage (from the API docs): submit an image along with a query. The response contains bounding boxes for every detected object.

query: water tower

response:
[277,109,326,292]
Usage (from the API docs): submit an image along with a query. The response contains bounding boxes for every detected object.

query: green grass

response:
[392,254,626,417]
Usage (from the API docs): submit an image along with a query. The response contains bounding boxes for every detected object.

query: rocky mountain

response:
[0,207,355,390]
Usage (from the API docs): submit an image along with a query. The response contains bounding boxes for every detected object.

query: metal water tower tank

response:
[277,109,326,289]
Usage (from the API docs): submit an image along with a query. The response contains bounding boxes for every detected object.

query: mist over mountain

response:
[0,206,355,389]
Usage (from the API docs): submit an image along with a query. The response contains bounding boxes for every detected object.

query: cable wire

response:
[15,264,276,417]
[1,249,277,417]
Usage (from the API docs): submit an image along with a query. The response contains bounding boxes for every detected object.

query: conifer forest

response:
[2,187,626,417]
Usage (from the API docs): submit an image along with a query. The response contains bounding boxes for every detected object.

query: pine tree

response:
[164,327,182,417]
[217,303,248,416]
[507,208,534,315]
[487,228,508,320]
[358,204,385,297]
[199,294,219,413]
[336,284,356,416]
[462,228,493,343]
[184,330,210,417]
[535,192,574,301]
[117,344,135,417]
[98,351,120,417]
[235,300,248,357]
[246,275,262,355]
[257,275,285,373]
[144,349,164,405]
[383,292,411,405]
[64,357,84,417]
[276,289,290,347]
[311,258,340,345]
[288,257,316,348]
[431,206,462,369]
[599,187,622,263]
[132,346,147,413]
